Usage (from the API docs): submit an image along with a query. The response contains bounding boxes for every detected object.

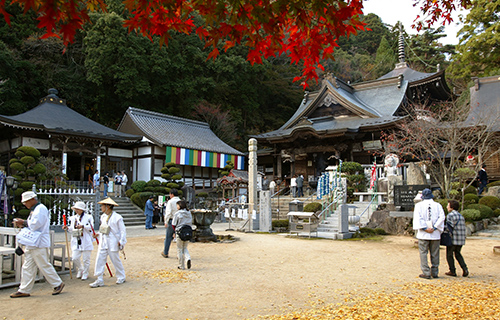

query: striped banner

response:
[165,146,244,169]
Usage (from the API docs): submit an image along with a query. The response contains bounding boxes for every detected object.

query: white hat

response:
[71,201,87,212]
[21,191,37,203]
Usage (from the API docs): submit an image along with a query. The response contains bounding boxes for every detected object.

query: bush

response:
[153,187,168,193]
[304,202,322,213]
[16,209,30,219]
[341,161,363,175]
[272,219,289,230]
[168,167,180,174]
[125,188,135,198]
[374,228,387,235]
[487,180,500,188]
[20,181,34,190]
[131,180,147,192]
[177,181,185,188]
[146,179,161,187]
[10,162,25,172]
[130,192,154,209]
[463,186,477,194]
[144,186,155,192]
[167,182,180,189]
[463,194,479,207]
[165,162,176,167]
[493,208,500,218]
[33,163,47,174]
[20,156,35,165]
[461,209,481,221]
[436,199,449,213]
[18,146,41,158]
[478,196,500,210]
[171,174,182,181]
[161,173,171,180]
[161,166,170,174]
[196,192,209,198]
[466,204,493,219]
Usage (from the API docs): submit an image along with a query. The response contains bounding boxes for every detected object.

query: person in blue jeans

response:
[162,189,180,258]
[144,195,155,230]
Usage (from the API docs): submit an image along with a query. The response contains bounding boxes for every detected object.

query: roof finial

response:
[47,88,59,97]
[398,25,405,63]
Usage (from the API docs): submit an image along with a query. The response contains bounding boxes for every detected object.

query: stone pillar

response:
[248,138,258,232]
[337,204,352,239]
[259,190,271,232]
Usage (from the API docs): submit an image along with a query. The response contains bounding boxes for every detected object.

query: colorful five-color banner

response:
[165,146,244,170]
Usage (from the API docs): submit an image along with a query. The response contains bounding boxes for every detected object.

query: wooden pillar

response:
[150,145,155,180]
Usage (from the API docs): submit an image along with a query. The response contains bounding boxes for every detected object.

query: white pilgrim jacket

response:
[67,213,94,251]
[98,211,127,251]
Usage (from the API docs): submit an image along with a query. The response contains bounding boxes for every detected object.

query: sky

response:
[362,0,469,45]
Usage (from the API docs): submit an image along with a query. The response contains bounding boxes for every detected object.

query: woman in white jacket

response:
[90,197,127,288]
[64,201,94,280]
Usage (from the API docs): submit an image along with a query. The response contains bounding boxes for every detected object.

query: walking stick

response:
[63,214,73,279]
[90,223,113,277]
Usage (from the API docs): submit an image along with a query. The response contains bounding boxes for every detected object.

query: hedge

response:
[461,209,481,221]
[304,202,322,213]
[463,194,479,207]
[130,192,154,209]
[125,188,135,198]
[131,180,147,192]
[478,196,500,210]
[466,204,493,219]
[272,219,289,229]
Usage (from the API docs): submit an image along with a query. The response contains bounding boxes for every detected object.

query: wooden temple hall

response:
[0,89,245,188]
[253,32,453,183]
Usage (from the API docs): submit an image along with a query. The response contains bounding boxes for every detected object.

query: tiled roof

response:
[253,77,407,140]
[378,63,438,83]
[468,75,500,131]
[0,90,141,142]
[119,107,244,155]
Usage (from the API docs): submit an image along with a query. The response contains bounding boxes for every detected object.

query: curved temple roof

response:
[0,89,141,143]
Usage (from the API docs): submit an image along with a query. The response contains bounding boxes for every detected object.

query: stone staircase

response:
[270,195,319,220]
[110,197,145,227]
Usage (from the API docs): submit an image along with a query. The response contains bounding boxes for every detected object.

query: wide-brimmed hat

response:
[422,188,434,200]
[71,201,87,212]
[98,197,119,207]
[21,191,37,203]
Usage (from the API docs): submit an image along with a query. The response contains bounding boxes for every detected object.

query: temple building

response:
[0,89,245,189]
[253,32,454,185]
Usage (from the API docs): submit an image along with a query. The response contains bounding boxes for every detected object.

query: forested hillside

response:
[0,2,481,151]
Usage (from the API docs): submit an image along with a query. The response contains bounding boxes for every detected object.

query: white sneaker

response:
[116,278,126,284]
[81,275,88,281]
[89,280,104,288]
[76,271,82,279]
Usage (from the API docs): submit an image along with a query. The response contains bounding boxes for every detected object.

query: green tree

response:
[448,0,500,83]
[373,36,397,78]
[406,26,455,73]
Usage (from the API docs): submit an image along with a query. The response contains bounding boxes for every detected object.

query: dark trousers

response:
[163,219,174,255]
[446,245,468,274]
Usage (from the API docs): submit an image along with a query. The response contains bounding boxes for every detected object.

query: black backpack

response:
[177,225,193,241]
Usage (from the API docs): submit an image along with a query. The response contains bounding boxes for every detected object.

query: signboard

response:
[394,185,428,209]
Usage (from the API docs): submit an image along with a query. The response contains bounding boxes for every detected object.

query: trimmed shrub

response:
[33,163,47,174]
[487,180,500,188]
[478,196,500,210]
[436,199,449,213]
[272,219,289,230]
[130,192,154,209]
[18,146,40,158]
[196,192,209,198]
[10,162,25,172]
[14,188,24,196]
[463,186,477,194]
[20,181,34,190]
[144,186,155,192]
[304,202,322,213]
[466,204,493,219]
[161,166,170,174]
[125,188,135,198]
[177,181,185,188]
[153,187,168,193]
[15,151,25,158]
[161,173,171,180]
[131,180,147,192]
[16,209,30,219]
[493,208,500,218]
[171,174,182,181]
[146,179,161,187]
[374,228,387,235]
[168,167,180,174]
[461,209,481,221]
[26,169,35,176]
[9,158,20,164]
[463,194,479,207]
[20,156,35,165]
[341,161,363,174]
[167,182,179,189]
[165,162,176,167]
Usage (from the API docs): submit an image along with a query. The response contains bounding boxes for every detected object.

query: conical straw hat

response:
[97,197,119,206]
